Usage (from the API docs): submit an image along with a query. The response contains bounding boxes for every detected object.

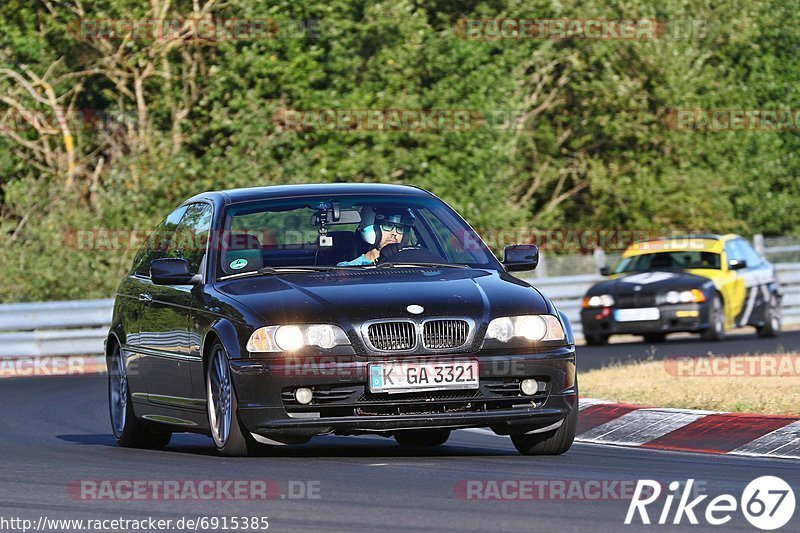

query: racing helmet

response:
[358,207,415,248]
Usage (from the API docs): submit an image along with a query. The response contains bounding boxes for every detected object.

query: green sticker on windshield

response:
[229,258,248,270]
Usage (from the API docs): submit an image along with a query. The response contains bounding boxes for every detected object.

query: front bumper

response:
[230,349,577,439]
[581,302,711,336]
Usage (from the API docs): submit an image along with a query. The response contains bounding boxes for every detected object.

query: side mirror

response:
[728,259,748,270]
[502,244,539,271]
[599,266,611,276]
[151,258,198,285]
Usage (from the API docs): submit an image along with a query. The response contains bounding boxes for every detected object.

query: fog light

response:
[294,387,313,405]
[520,379,538,396]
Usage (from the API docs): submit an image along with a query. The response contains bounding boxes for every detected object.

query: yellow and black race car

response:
[580,234,781,345]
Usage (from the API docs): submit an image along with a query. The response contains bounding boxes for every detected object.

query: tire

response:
[207,341,261,457]
[511,405,577,456]
[643,333,667,344]
[757,294,781,338]
[701,294,725,341]
[584,334,609,346]
[394,429,451,447]
[108,343,171,448]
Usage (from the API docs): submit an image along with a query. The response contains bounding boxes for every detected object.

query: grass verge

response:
[580,354,800,416]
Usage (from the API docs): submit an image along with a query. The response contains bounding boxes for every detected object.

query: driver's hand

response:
[378,243,402,263]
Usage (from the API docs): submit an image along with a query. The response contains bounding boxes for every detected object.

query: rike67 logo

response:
[626,477,795,530]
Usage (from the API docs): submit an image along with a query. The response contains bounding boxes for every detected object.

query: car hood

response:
[217,268,551,325]
[587,270,714,296]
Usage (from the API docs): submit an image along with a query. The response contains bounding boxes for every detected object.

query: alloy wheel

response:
[109,345,128,437]
[208,346,232,447]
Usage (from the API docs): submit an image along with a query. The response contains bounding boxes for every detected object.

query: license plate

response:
[614,307,661,322]
[368,361,479,393]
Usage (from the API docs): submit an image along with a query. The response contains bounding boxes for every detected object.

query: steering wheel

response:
[377,244,445,264]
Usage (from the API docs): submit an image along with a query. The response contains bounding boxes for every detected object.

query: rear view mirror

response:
[599,266,611,276]
[502,244,539,271]
[728,259,747,270]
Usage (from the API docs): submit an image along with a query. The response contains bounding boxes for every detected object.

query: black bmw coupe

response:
[106,183,577,456]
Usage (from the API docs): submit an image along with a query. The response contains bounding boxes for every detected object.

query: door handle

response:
[138,293,153,303]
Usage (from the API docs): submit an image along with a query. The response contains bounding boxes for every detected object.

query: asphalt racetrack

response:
[0,375,797,532]
[578,329,800,371]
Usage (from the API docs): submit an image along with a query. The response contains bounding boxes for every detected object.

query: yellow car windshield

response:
[615,251,721,273]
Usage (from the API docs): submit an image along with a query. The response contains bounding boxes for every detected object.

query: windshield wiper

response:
[219,266,347,281]
[375,262,469,269]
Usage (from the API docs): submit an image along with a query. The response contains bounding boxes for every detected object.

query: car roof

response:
[182,183,434,206]
[623,234,742,256]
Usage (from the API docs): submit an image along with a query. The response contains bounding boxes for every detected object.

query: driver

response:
[337,207,415,266]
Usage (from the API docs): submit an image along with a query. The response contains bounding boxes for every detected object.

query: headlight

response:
[485,315,565,342]
[274,326,305,351]
[582,294,615,308]
[663,289,706,305]
[246,324,350,352]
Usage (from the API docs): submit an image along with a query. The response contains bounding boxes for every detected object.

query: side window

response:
[130,224,160,275]
[132,206,188,277]
[168,203,213,274]
[724,239,746,268]
[737,239,763,268]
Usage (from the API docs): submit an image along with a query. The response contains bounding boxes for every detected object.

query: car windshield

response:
[216,194,498,278]
[614,251,721,274]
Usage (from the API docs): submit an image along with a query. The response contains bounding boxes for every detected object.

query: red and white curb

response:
[577,398,800,460]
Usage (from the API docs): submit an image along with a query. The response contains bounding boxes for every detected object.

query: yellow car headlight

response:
[583,294,615,308]
[664,289,706,304]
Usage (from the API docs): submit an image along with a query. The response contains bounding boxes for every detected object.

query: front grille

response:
[617,294,657,307]
[423,319,469,349]
[367,321,417,351]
